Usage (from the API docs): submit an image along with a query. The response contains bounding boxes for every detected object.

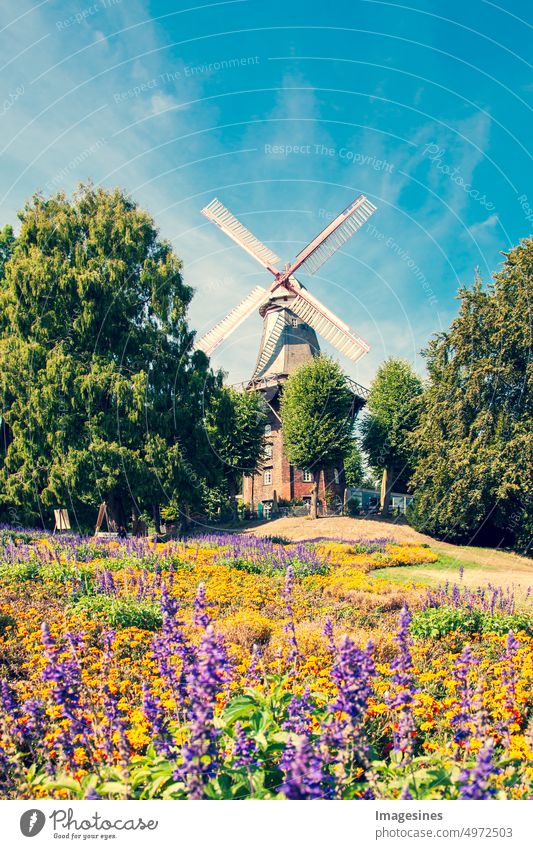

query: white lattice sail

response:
[194,285,268,355]
[290,288,369,363]
[294,195,377,276]
[202,199,281,272]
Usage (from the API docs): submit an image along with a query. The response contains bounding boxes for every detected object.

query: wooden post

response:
[94,502,107,536]
[380,467,394,515]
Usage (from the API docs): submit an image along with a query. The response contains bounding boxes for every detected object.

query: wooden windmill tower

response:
[195,195,377,514]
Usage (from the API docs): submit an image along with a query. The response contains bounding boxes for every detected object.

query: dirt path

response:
[244,515,533,573]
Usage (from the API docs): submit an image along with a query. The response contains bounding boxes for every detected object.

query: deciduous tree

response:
[360,359,422,513]
[206,386,267,520]
[280,355,354,519]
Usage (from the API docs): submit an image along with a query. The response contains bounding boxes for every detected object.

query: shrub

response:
[0,528,35,545]
[74,542,112,562]
[220,556,329,578]
[484,612,533,636]
[0,561,42,582]
[220,610,273,649]
[411,607,483,639]
[411,606,533,639]
[71,595,162,631]
[346,496,360,516]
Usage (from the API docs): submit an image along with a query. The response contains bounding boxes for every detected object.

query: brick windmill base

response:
[240,300,366,517]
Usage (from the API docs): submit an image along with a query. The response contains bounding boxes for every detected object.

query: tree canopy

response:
[360,358,422,511]
[343,438,365,488]
[409,240,532,552]
[280,355,354,518]
[205,386,267,517]
[0,185,219,530]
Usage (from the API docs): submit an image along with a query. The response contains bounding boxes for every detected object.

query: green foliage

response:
[0,185,220,528]
[71,594,162,630]
[409,240,533,552]
[0,612,16,635]
[280,354,354,474]
[205,386,267,514]
[0,528,34,545]
[0,558,94,592]
[360,357,423,491]
[0,224,15,279]
[74,542,112,562]
[343,439,365,487]
[410,606,533,639]
[219,555,330,577]
[346,496,361,516]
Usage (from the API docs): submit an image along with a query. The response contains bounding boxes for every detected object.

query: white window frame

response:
[264,443,273,459]
[302,469,313,483]
[263,468,273,485]
[264,424,272,436]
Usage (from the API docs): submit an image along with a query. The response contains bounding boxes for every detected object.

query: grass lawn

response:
[372,550,532,602]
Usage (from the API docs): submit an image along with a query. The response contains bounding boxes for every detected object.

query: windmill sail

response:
[252,312,287,378]
[290,287,369,363]
[201,199,281,274]
[194,285,268,355]
[290,195,377,276]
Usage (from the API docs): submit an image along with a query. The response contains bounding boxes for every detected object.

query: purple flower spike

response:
[177,625,230,798]
[233,722,259,769]
[245,643,262,687]
[282,566,301,664]
[40,623,88,766]
[279,737,329,800]
[284,687,314,735]
[194,582,210,629]
[388,605,417,762]
[450,644,480,747]
[459,739,498,799]
[500,631,520,744]
[331,637,375,729]
[1,680,20,717]
[323,618,336,653]
[142,685,174,758]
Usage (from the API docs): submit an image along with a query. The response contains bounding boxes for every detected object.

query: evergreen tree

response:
[280,355,354,519]
[360,358,422,513]
[0,225,15,278]
[409,240,533,552]
[0,186,218,530]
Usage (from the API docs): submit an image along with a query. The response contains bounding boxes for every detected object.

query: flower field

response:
[0,527,532,800]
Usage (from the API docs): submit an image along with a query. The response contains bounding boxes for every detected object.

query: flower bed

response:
[0,531,531,800]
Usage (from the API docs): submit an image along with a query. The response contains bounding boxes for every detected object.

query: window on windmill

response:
[290,317,298,327]
[302,470,313,482]
[264,424,272,436]
[263,468,273,485]
[264,444,273,459]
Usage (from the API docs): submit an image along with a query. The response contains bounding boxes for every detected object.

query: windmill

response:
[196,194,377,514]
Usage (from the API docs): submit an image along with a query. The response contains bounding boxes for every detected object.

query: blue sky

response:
[1,0,531,386]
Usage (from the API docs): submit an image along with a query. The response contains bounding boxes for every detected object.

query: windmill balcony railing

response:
[231,373,369,403]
